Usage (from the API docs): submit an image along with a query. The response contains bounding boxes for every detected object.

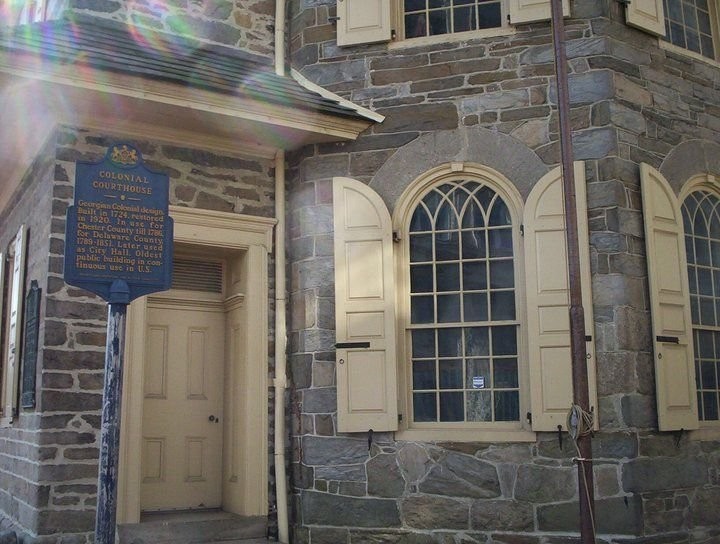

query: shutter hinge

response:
[393,231,401,243]
[398,413,403,422]
[526,412,532,424]
[519,224,524,236]
[507,13,511,24]
[391,28,397,40]
[616,0,630,5]
[328,15,340,24]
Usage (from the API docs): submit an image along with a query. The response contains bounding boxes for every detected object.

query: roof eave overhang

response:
[0,52,373,208]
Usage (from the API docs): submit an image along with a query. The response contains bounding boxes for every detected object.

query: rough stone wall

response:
[0,126,277,542]
[0,133,56,541]
[286,0,720,542]
[64,0,276,60]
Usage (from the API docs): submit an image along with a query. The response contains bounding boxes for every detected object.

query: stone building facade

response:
[0,0,719,542]
[285,0,720,542]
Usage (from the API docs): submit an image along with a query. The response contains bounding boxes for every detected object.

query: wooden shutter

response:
[336,0,392,47]
[626,0,666,36]
[333,177,398,432]
[508,0,569,25]
[640,164,699,430]
[524,163,597,431]
[3,225,27,423]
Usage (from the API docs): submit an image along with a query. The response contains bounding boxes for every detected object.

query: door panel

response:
[141,302,225,511]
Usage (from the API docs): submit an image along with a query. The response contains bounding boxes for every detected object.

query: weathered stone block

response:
[302,387,336,414]
[594,463,621,498]
[401,495,468,530]
[314,464,366,483]
[597,352,639,396]
[302,491,401,527]
[374,103,459,134]
[40,391,101,412]
[615,308,652,351]
[514,465,576,502]
[592,432,638,459]
[549,71,614,106]
[572,127,617,160]
[309,527,349,544]
[303,436,367,465]
[689,487,720,527]
[592,274,645,308]
[622,457,707,492]
[537,496,643,535]
[37,462,98,483]
[41,373,73,390]
[368,454,404,498]
[418,452,500,499]
[620,394,657,429]
[471,499,533,531]
[298,205,333,237]
[397,443,431,484]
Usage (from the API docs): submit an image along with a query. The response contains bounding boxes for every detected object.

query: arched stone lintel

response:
[659,139,720,196]
[369,127,549,213]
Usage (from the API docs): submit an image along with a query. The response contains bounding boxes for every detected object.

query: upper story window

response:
[403,0,505,39]
[336,0,566,47]
[682,190,720,421]
[662,0,719,60]
[0,0,66,27]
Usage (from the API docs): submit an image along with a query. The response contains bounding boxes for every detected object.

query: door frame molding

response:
[118,206,275,523]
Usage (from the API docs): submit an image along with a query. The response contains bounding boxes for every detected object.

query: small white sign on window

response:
[472,376,485,389]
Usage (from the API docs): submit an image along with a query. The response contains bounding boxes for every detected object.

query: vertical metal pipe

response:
[95,302,127,544]
[549,1,596,542]
[274,150,290,544]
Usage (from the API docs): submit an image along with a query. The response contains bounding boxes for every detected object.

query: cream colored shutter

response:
[640,164,699,430]
[626,0,666,36]
[508,0,569,24]
[333,177,398,432]
[336,0,392,46]
[524,163,597,431]
[3,225,26,423]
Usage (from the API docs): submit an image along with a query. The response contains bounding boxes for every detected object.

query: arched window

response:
[682,190,720,421]
[332,163,596,440]
[406,180,520,424]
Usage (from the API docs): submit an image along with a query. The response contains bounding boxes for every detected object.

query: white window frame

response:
[1,0,65,26]
[680,174,720,435]
[1,225,27,427]
[336,0,569,48]
[627,0,720,65]
[393,164,533,442]
[661,0,720,62]
[393,0,512,44]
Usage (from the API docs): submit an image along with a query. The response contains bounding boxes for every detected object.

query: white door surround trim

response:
[118,206,275,523]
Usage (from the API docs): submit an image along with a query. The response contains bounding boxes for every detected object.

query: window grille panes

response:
[409,180,519,424]
[682,190,720,421]
[663,0,716,59]
[404,0,503,39]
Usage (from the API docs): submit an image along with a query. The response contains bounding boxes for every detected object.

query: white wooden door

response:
[141,299,225,511]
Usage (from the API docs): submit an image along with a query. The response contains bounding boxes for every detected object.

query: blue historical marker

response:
[64,143,173,303]
[64,143,173,544]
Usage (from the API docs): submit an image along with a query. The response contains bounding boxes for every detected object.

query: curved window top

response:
[682,189,720,422]
[405,179,520,425]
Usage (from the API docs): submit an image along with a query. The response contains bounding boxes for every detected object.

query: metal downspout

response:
[274,2,289,542]
[273,149,289,544]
